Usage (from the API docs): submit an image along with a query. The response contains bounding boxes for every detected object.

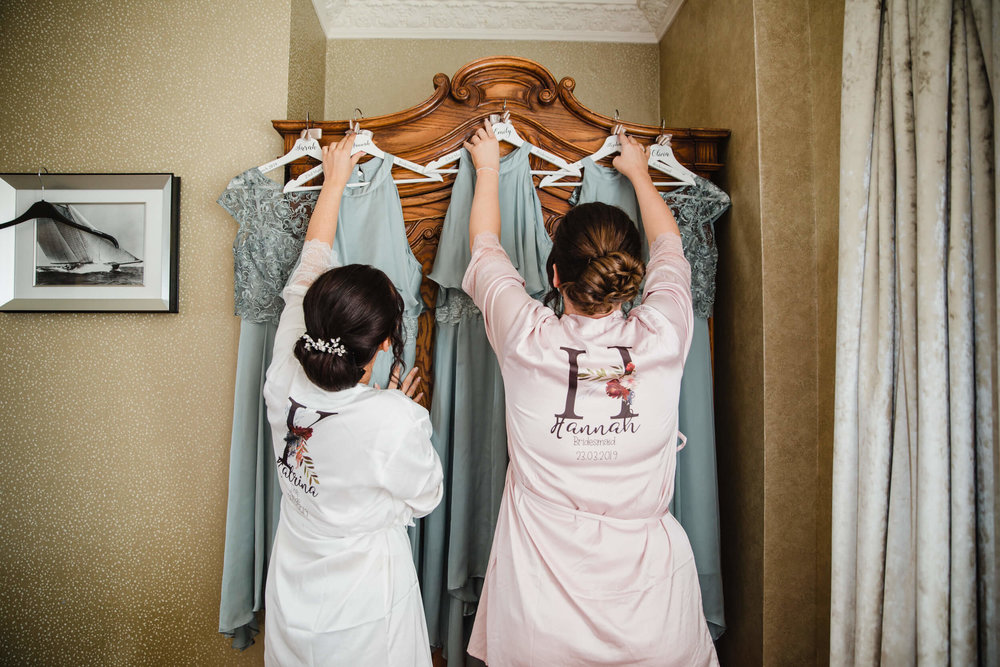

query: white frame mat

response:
[0,173,179,312]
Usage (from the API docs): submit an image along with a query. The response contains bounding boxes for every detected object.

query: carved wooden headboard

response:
[273,56,729,406]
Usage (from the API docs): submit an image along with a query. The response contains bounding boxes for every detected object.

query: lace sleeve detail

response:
[217,169,319,324]
[282,239,339,301]
[661,176,731,318]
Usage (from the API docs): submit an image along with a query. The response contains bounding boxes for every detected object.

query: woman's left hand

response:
[378,366,424,403]
[322,132,363,190]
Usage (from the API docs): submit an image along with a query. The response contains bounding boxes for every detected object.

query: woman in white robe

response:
[262,134,444,666]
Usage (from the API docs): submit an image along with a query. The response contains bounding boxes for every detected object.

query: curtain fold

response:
[832,0,998,664]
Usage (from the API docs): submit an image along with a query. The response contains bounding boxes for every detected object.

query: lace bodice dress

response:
[217,161,428,647]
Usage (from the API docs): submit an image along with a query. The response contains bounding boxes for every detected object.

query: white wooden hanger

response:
[258,115,323,175]
[539,115,695,188]
[283,111,444,192]
[646,131,697,188]
[425,105,581,178]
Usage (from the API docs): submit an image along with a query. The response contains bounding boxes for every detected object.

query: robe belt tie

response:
[510,473,670,528]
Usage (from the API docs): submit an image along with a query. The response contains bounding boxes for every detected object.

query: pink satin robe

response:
[464,232,718,666]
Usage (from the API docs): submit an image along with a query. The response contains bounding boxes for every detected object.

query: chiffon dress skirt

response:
[423,144,552,664]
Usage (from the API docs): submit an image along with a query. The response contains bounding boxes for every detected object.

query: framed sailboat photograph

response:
[0,173,179,312]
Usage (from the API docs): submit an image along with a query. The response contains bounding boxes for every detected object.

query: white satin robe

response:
[262,240,443,666]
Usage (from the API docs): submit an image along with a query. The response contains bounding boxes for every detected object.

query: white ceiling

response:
[310,0,685,43]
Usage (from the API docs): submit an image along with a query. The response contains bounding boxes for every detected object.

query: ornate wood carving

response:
[272,56,730,408]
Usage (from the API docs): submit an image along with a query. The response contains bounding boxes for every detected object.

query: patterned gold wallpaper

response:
[0,0,289,663]
[287,0,326,120]
[325,40,661,127]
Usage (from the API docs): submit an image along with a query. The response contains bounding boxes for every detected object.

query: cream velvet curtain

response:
[832,0,999,664]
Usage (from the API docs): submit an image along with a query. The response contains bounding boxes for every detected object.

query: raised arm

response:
[613,133,692,353]
[304,132,363,246]
[612,132,680,242]
[464,119,501,251]
[460,119,545,364]
[269,134,363,380]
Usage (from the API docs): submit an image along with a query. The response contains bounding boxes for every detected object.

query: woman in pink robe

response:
[462,122,719,666]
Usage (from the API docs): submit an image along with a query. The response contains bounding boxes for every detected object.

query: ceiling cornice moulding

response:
[311,0,685,43]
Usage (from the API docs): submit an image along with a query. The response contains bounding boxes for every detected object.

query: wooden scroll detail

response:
[272,56,730,407]
[450,56,560,109]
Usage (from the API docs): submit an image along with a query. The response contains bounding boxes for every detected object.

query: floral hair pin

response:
[301,333,347,357]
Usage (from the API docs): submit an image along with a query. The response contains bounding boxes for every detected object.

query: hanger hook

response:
[37,167,48,193]
[305,110,310,130]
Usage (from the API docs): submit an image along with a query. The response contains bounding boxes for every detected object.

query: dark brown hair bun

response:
[294,264,405,392]
[545,202,645,315]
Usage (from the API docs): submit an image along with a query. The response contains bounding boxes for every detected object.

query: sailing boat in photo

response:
[34,204,144,286]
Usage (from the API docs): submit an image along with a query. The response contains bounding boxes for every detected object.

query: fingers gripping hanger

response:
[539,110,625,187]
[646,120,697,187]
[539,113,695,188]
[425,100,582,177]
[283,108,443,192]
[0,168,121,247]
[258,111,323,174]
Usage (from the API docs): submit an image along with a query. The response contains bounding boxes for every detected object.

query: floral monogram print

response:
[284,424,320,487]
[279,399,336,495]
[579,362,639,405]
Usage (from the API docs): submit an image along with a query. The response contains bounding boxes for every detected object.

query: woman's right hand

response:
[322,133,363,190]
[612,132,652,184]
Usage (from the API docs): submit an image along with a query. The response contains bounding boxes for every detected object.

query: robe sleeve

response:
[639,233,695,357]
[462,232,547,365]
[266,240,341,385]
[379,397,444,522]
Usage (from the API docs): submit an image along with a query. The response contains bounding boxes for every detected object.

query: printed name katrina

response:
[573,435,617,447]
[550,416,639,440]
[277,458,318,497]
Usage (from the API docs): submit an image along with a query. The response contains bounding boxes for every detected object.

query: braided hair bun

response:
[544,202,645,316]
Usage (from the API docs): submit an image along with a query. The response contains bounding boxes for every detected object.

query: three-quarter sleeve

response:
[379,398,444,522]
[640,232,694,356]
[461,232,546,365]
